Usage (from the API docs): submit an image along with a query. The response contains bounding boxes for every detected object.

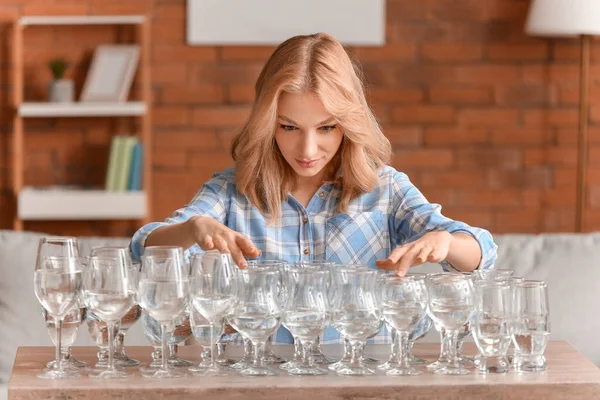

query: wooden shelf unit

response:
[10,15,153,230]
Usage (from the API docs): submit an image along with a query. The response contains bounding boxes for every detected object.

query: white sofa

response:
[1,229,599,398]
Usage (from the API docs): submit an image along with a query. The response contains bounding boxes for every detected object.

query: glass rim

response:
[40,236,77,242]
[382,274,424,283]
[238,266,280,275]
[516,280,547,288]
[286,268,328,276]
[475,280,511,288]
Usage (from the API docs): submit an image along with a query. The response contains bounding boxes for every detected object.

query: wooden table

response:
[9,341,600,399]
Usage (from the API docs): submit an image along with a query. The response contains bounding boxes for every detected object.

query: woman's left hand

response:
[375,231,452,276]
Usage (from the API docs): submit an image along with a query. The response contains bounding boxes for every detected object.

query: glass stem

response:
[161,324,169,371]
[301,340,313,368]
[397,330,411,369]
[446,329,460,370]
[439,329,449,361]
[253,341,266,368]
[342,338,352,361]
[349,340,365,370]
[107,322,116,372]
[243,338,252,362]
[312,335,321,353]
[390,328,400,362]
[55,317,63,373]
[209,323,216,368]
[265,335,273,355]
[293,338,302,361]
[116,333,126,356]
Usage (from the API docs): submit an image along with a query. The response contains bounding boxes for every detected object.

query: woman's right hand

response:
[187,216,261,268]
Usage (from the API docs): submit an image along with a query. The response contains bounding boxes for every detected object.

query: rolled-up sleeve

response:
[130,170,232,261]
[391,171,497,272]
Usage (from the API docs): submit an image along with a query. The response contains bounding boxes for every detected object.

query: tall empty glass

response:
[330,267,381,376]
[512,280,550,373]
[381,275,428,376]
[83,255,135,379]
[472,281,512,374]
[189,307,225,371]
[33,256,83,379]
[37,236,86,370]
[138,248,190,379]
[228,267,282,376]
[282,268,329,375]
[427,274,475,375]
[189,251,237,376]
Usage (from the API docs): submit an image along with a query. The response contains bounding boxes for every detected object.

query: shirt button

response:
[318,192,325,198]
[303,248,310,255]
[303,216,309,224]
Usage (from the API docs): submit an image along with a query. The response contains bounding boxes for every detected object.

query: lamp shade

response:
[526,0,600,37]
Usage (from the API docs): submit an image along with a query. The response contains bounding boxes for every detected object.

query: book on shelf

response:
[105,135,143,192]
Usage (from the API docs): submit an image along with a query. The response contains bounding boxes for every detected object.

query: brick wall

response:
[1,0,599,236]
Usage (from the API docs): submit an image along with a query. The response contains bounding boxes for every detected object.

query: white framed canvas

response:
[187,0,385,46]
[80,45,140,102]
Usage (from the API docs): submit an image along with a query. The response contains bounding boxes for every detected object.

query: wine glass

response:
[37,236,86,370]
[381,275,428,376]
[512,280,550,373]
[427,273,475,375]
[282,268,329,375]
[472,281,512,374]
[89,247,141,367]
[330,267,382,376]
[248,260,288,364]
[33,256,83,379]
[228,267,282,376]
[189,251,238,376]
[83,255,135,378]
[138,249,190,379]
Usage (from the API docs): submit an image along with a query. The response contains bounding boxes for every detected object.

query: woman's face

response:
[274,91,344,184]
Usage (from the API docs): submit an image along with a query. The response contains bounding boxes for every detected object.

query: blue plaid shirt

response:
[131,165,497,344]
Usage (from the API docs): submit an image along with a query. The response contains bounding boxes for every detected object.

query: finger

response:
[375,246,411,270]
[396,247,421,276]
[229,245,248,269]
[213,236,230,253]
[415,246,431,265]
[235,235,261,258]
[199,235,214,251]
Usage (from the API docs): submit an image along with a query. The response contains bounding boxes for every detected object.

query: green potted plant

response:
[47,58,74,102]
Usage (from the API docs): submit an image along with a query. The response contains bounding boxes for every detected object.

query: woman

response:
[130,33,497,343]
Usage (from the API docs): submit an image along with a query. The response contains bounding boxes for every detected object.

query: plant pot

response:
[48,79,74,103]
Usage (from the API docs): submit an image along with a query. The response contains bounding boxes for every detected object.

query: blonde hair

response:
[231,33,392,222]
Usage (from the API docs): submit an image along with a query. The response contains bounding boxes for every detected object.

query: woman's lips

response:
[296,158,319,168]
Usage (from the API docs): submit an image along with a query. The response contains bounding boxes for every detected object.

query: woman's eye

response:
[280,124,297,131]
[320,125,337,132]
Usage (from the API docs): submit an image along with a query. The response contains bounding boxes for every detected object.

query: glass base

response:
[280,360,301,371]
[239,365,279,376]
[286,365,328,376]
[458,355,474,365]
[328,360,348,371]
[386,366,422,376]
[434,365,470,375]
[46,355,87,369]
[216,357,237,366]
[408,355,428,365]
[264,352,287,364]
[477,356,509,374]
[426,359,449,371]
[141,368,186,379]
[115,354,140,367]
[168,357,194,367]
[189,365,230,376]
[513,355,547,373]
[363,356,381,364]
[336,366,375,376]
[89,369,131,379]
[310,351,336,365]
[377,361,399,371]
[37,368,81,380]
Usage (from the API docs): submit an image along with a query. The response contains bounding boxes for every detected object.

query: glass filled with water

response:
[33,256,83,379]
[472,281,512,374]
[512,280,550,373]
